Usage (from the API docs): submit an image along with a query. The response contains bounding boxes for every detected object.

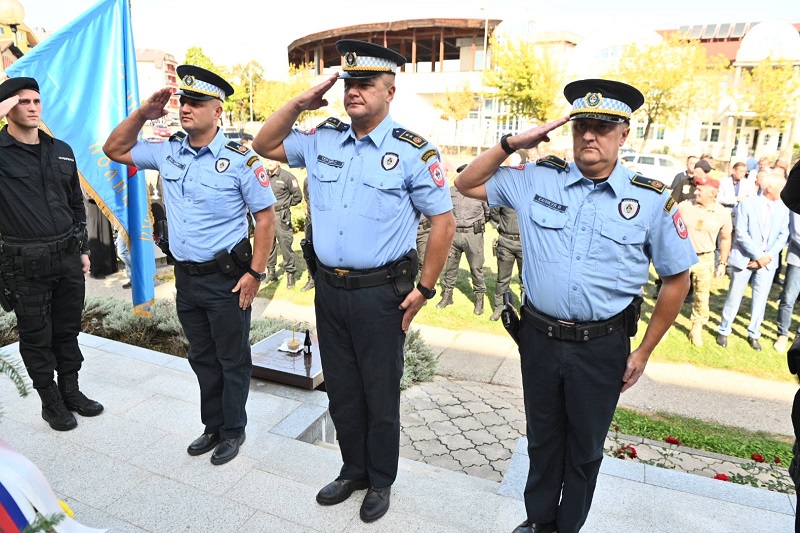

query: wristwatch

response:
[416,282,436,300]
[500,134,516,155]
[247,267,266,282]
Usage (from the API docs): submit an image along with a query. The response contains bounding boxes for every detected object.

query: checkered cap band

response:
[179,77,226,100]
[343,55,396,74]
[570,96,632,120]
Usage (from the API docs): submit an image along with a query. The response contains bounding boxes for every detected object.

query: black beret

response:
[0,77,39,103]
[564,79,644,123]
[336,40,407,79]
[175,65,233,101]
[693,160,713,173]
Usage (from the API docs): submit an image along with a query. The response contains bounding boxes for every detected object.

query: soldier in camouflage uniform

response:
[266,160,303,288]
[490,206,524,321]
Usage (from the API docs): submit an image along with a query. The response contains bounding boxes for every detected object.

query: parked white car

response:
[620,153,680,185]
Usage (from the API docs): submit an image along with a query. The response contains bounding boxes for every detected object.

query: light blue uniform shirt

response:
[487,160,698,322]
[130,129,276,262]
[283,114,452,270]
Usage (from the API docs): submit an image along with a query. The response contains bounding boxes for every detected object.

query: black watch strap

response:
[416,282,436,300]
[500,134,516,155]
[247,267,266,282]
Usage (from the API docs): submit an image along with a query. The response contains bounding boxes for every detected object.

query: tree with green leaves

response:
[483,35,564,124]
[609,34,728,152]
[183,47,221,74]
[741,57,800,130]
[229,60,265,124]
[254,65,335,127]
[433,82,478,154]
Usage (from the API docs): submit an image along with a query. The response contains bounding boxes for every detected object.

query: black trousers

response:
[314,275,406,488]
[1,248,85,389]
[519,321,629,533]
[175,268,251,440]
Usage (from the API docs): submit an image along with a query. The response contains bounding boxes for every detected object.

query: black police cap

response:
[335,39,407,79]
[175,65,234,101]
[0,77,40,103]
[564,79,644,123]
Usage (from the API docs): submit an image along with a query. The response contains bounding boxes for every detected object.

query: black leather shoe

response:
[512,520,558,533]
[360,486,391,523]
[210,432,245,465]
[187,433,220,456]
[316,477,370,505]
[716,334,728,348]
[748,337,762,351]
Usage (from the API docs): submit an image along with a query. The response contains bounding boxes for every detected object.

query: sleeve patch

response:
[420,148,439,164]
[225,141,250,156]
[663,196,676,213]
[631,174,666,193]
[429,161,446,187]
[535,155,568,172]
[254,165,270,187]
[246,155,260,168]
[316,117,350,132]
[393,128,428,149]
[672,211,688,239]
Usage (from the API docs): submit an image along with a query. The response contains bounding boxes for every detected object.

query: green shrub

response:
[401,329,437,390]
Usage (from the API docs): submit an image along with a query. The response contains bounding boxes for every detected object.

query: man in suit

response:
[718,161,757,209]
[717,173,789,350]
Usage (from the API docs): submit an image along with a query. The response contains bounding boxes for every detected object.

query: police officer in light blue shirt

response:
[103,65,276,467]
[252,40,455,523]
[456,79,696,533]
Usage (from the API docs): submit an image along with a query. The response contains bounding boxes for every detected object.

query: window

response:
[699,122,720,142]
[763,133,771,146]
[639,156,655,166]
[636,126,645,139]
[655,126,665,140]
[659,158,676,168]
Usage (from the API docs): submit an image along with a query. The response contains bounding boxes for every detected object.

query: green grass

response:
[612,406,793,464]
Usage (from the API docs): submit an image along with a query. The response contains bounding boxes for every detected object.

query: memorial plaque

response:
[251,329,324,390]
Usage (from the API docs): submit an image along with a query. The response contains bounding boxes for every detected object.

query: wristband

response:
[500,134,516,155]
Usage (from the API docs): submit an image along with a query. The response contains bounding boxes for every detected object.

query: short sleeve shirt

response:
[677,200,732,254]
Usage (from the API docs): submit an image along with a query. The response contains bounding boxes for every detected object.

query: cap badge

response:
[183,75,195,87]
[345,52,357,67]
[585,92,602,107]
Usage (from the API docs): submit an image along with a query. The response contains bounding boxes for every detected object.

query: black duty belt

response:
[174,259,221,276]
[501,233,521,241]
[1,229,78,256]
[455,227,477,233]
[316,261,393,290]
[522,304,624,342]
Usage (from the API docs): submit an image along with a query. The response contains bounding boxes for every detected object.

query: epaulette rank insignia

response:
[317,117,350,132]
[536,155,568,172]
[225,140,250,156]
[169,131,187,142]
[393,128,428,149]
[631,174,666,193]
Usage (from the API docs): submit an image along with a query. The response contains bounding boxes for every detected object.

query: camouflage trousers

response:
[690,252,715,324]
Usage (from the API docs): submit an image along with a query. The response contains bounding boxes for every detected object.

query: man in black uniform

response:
[0,77,103,431]
[437,164,490,314]
[266,159,302,287]
[490,206,524,321]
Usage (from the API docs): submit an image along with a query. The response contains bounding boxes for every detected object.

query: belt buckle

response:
[334,268,349,277]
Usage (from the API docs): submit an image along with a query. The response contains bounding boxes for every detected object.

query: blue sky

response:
[16,0,800,79]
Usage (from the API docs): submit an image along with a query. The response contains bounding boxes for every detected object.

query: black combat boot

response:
[301,277,315,291]
[490,307,503,321]
[436,289,453,309]
[35,381,77,431]
[58,373,104,417]
[266,268,278,282]
[286,273,296,289]
[473,292,485,315]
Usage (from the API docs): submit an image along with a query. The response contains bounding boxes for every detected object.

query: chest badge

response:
[216,158,230,173]
[381,152,399,171]
[618,198,640,220]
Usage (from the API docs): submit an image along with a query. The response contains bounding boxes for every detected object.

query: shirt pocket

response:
[0,165,28,180]
[199,174,241,215]
[312,166,341,212]
[598,219,648,289]
[358,174,405,222]
[528,201,570,262]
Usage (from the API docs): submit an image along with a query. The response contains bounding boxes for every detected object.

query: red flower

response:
[714,473,730,481]
[664,437,681,445]
[614,425,620,432]
[751,454,765,463]
[774,457,781,464]
[613,445,638,460]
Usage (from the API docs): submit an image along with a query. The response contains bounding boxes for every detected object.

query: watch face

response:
[259,273,267,282]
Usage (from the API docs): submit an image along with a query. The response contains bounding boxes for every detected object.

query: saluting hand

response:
[293,73,339,113]
[0,95,20,121]
[510,116,570,151]
[138,88,173,121]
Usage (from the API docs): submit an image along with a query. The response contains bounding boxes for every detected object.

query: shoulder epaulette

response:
[316,117,350,132]
[392,128,428,149]
[225,140,250,156]
[631,173,666,193]
[535,155,568,172]
[169,131,187,143]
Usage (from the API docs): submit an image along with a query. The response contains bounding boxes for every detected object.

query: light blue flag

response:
[5,0,155,316]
